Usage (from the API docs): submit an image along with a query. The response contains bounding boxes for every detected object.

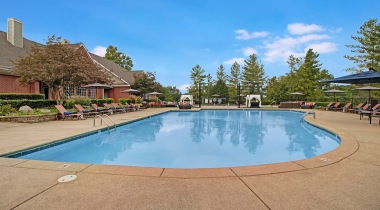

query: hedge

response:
[0,100,56,108]
[0,93,45,100]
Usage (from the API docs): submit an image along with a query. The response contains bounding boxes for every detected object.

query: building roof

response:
[0,31,42,75]
[0,30,142,86]
[89,53,143,86]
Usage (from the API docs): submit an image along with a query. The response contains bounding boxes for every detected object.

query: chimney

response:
[7,18,23,48]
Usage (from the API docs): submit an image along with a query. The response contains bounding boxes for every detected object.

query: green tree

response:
[241,54,267,94]
[227,62,241,103]
[189,65,206,101]
[132,71,163,99]
[344,18,380,72]
[212,64,228,99]
[105,45,134,71]
[162,86,181,102]
[294,48,332,100]
[13,35,112,105]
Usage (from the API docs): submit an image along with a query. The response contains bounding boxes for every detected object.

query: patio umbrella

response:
[121,89,140,96]
[148,91,162,95]
[324,89,345,101]
[321,69,380,84]
[81,83,112,99]
[356,86,380,104]
[148,91,162,100]
[211,94,220,97]
[290,92,304,101]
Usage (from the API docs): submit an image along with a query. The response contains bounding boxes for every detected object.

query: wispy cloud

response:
[242,47,258,56]
[91,46,107,57]
[287,23,325,35]
[223,58,245,65]
[235,29,269,40]
[262,30,334,62]
[306,42,337,53]
[178,84,190,92]
[229,23,338,65]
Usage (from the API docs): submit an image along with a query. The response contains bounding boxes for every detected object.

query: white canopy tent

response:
[180,94,194,105]
[245,94,261,108]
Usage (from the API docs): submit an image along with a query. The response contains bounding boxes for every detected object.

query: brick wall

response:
[109,87,130,102]
[0,74,40,94]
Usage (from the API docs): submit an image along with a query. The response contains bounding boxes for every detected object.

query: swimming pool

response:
[16,110,340,168]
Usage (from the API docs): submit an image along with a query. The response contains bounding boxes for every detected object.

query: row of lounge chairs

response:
[55,102,144,120]
[324,102,380,124]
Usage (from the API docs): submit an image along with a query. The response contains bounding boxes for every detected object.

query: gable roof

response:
[89,53,143,86]
[0,31,42,75]
[0,30,142,86]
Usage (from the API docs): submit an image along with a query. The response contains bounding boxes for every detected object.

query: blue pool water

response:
[18,110,340,168]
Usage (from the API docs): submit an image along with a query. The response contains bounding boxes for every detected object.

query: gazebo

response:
[245,94,261,108]
[180,94,194,105]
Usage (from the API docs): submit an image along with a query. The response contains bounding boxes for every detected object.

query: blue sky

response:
[1,0,379,92]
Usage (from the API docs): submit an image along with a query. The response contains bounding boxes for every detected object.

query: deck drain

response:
[58,164,71,169]
[58,175,77,183]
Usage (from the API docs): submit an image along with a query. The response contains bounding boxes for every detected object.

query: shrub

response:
[0,99,56,109]
[64,97,91,108]
[0,104,17,116]
[0,93,45,100]
[118,98,127,105]
[89,98,114,106]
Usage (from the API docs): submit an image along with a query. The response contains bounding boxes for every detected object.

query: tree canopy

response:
[105,45,134,71]
[344,18,380,72]
[131,71,163,98]
[241,54,267,94]
[13,35,112,105]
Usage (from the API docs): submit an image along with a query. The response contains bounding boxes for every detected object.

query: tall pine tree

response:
[344,18,380,72]
[241,54,266,94]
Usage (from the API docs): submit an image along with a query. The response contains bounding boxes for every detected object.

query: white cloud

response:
[262,34,332,62]
[287,23,325,35]
[242,47,258,56]
[178,84,190,92]
[305,42,337,53]
[223,58,245,65]
[235,29,269,40]
[91,46,107,57]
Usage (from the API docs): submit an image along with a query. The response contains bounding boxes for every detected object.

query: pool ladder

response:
[93,114,116,131]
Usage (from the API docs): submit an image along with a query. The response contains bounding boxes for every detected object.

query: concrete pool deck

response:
[0,107,379,209]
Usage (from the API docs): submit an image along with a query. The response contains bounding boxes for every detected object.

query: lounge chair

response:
[104,103,123,114]
[347,103,364,113]
[370,103,380,111]
[369,110,380,124]
[326,102,341,111]
[74,104,99,117]
[354,104,370,114]
[110,103,126,113]
[117,103,134,112]
[55,105,85,120]
[324,102,334,110]
[333,102,352,112]
[91,104,111,114]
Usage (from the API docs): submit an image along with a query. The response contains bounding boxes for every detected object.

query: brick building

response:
[0,18,142,101]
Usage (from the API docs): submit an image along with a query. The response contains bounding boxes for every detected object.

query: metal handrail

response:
[93,114,116,131]
[301,111,316,122]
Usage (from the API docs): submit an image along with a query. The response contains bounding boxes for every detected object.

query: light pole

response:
[237,82,241,108]
[198,82,202,108]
